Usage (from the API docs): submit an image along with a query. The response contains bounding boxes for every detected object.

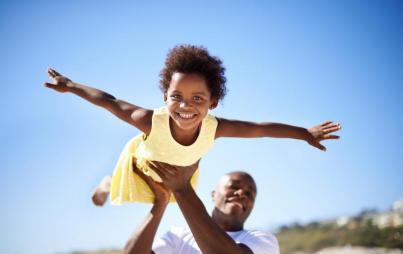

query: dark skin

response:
[44,68,341,150]
[123,162,171,254]
[124,161,257,254]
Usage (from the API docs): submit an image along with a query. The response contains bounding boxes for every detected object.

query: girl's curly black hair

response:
[159,44,227,102]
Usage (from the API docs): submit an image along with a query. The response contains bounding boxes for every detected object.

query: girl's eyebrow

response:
[192,91,209,96]
[170,90,182,94]
[170,90,208,96]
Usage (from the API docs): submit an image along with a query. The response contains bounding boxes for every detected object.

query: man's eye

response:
[246,191,255,199]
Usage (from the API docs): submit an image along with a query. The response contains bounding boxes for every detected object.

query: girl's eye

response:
[193,96,203,102]
[171,95,181,100]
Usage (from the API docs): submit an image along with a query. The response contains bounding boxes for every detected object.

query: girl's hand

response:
[146,160,199,193]
[44,68,73,93]
[132,161,171,204]
[307,121,341,151]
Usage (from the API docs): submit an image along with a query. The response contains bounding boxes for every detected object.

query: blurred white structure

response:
[372,199,403,228]
[332,199,403,229]
[393,199,403,213]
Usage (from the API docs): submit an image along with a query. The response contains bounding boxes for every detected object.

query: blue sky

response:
[1,1,402,253]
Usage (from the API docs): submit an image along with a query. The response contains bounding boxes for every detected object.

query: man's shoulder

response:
[243,229,277,238]
[229,229,277,242]
[168,226,188,234]
[166,227,193,239]
[235,229,280,254]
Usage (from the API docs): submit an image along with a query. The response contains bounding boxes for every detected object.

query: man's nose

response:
[234,189,247,198]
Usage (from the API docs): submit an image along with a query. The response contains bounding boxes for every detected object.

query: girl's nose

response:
[180,101,191,108]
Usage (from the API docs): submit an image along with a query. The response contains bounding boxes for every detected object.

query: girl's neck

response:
[169,118,201,146]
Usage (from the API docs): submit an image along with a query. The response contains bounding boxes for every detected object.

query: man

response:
[123,161,279,254]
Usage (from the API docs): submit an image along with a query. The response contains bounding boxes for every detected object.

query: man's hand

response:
[146,160,199,193]
[44,68,73,93]
[132,161,171,204]
[307,121,341,151]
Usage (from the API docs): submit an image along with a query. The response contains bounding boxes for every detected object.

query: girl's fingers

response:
[320,121,333,127]
[323,134,340,140]
[48,68,61,78]
[52,69,61,76]
[310,140,326,151]
[43,82,54,88]
[48,68,56,77]
[322,122,341,130]
[323,125,341,134]
[317,143,326,151]
[47,70,55,79]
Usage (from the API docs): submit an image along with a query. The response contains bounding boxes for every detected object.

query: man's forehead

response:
[219,172,257,191]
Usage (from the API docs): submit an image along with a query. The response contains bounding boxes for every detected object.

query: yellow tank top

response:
[110,107,218,204]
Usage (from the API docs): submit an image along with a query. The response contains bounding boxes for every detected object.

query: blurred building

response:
[372,199,403,228]
[333,199,403,229]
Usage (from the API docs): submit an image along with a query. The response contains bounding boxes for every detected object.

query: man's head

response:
[211,171,257,231]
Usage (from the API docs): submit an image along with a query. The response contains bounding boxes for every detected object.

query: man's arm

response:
[123,166,171,254]
[149,161,253,254]
[124,201,167,254]
[44,68,152,134]
[215,117,341,151]
[174,185,253,254]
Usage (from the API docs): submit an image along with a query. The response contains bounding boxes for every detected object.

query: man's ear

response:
[211,190,216,201]
[209,99,218,110]
[163,93,167,102]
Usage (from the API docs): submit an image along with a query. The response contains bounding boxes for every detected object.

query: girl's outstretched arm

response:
[44,68,152,134]
[215,118,341,151]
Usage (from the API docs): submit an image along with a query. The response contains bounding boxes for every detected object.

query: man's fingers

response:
[152,161,177,176]
[132,163,150,181]
[147,161,167,180]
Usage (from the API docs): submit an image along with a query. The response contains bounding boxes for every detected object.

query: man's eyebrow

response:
[229,180,257,192]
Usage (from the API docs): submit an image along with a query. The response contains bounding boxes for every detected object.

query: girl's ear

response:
[209,99,218,110]
[163,93,168,102]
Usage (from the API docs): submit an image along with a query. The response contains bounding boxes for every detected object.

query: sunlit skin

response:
[123,163,259,254]
[44,68,341,207]
[164,73,218,146]
[44,68,341,151]
[211,172,257,231]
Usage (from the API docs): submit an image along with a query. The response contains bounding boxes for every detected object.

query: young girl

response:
[45,45,341,206]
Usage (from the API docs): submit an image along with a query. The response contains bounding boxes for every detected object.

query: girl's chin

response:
[172,118,201,129]
[175,122,199,131]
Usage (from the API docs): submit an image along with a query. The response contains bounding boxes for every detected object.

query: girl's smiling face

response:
[164,72,217,134]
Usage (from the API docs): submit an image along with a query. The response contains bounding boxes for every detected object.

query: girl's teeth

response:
[179,113,194,119]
